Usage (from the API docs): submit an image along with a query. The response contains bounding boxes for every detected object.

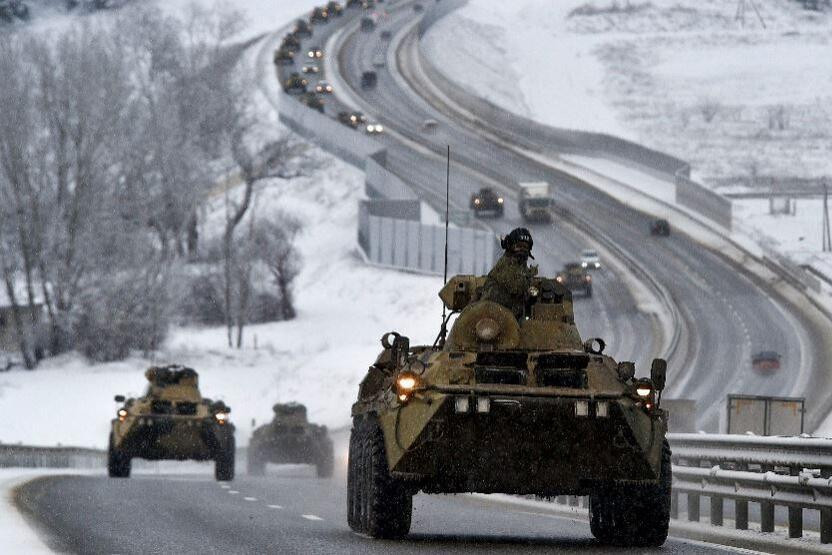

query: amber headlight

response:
[117,409,128,422]
[395,372,421,403]
[214,412,229,424]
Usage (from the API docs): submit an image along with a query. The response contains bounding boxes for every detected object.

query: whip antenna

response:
[437,146,451,347]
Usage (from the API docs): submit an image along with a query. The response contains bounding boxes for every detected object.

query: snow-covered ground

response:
[0,0,443,450]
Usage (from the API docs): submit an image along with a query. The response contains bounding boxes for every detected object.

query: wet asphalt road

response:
[16,466,745,554]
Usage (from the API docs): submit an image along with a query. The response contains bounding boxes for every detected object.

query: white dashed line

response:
[244,497,257,502]
[220,484,230,489]
[267,504,284,510]
[228,490,239,495]
[301,514,323,521]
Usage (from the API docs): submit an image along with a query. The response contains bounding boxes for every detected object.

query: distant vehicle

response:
[273,48,294,66]
[248,403,333,477]
[282,33,301,52]
[346,0,361,7]
[307,46,323,59]
[293,19,312,37]
[518,181,553,222]
[108,366,235,481]
[365,122,384,135]
[470,187,504,217]
[380,29,392,40]
[580,249,601,270]
[300,92,325,113]
[315,80,333,94]
[650,219,670,236]
[752,351,781,372]
[326,1,343,17]
[362,0,376,8]
[283,72,308,94]
[556,262,592,297]
[360,16,375,31]
[301,62,320,74]
[422,118,438,131]
[310,7,329,24]
[360,70,377,89]
[413,2,423,13]
[338,110,367,128]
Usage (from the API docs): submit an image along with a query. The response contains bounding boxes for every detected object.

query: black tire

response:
[215,436,235,482]
[589,440,671,547]
[585,285,593,298]
[107,433,131,478]
[316,439,334,478]
[247,442,265,477]
[347,425,361,531]
[354,417,412,538]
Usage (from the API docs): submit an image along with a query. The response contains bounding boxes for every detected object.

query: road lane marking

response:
[228,490,239,495]
[220,484,230,489]
[267,504,283,509]
[244,497,257,501]
[301,514,323,521]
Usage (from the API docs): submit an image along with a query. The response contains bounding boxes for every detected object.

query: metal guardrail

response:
[0,444,105,469]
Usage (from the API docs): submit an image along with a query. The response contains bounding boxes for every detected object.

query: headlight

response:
[581,262,588,267]
[474,198,480,205]
[635,386,652,397]
[117,408,128,422]
[214,412,229,424]
[366,124,373,132]
[376,124,383,132]
[497,197,504,204]
[475,317,499,342]
[395,371,421,403]
[528,286,539,297]
[556,275,563,283]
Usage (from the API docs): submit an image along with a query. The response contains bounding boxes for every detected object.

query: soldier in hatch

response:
[480,227,538,320]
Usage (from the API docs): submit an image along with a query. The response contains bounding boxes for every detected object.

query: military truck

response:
[273,48,294,66]
[470,187,504,217]
[518,181,554,222]
[300,92,325,113]
[108,365,236,481]
[347,275,670,546]
[248,403,334,477]
[283,72,308,94]
[556,262,592,297]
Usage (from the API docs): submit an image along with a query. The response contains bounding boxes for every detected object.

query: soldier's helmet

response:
[501,227,534,259]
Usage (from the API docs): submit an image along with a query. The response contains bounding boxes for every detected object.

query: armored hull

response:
[248,403,334,477]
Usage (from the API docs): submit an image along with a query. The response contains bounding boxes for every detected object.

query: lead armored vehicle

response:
[470,187,504,217]
[347,274,670,546]
[248,403,333,477]
[556,262,593,297]
[108,365,235,481]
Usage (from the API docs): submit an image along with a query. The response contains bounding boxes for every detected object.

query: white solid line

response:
[228,490,239,495]
[267,504,284,510]
[301,514,324,521]
[244,497,257,501]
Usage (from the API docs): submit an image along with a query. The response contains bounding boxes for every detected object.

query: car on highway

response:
[470,187,504,217]
[293,18,312,37]
[360,70,377,89]
[248,402,333,477]
[315,79,333,94]
[301,61,319,74]
[283,72,308,94]
[338,110,367,129]
[365,122,384,135]
[310,7,329,24]
[347,274,671,546]
[422,118,438,131]
[273,48,294,66]
[307,45,323,59]
[360,16,375,32]
[752,351,781,372]
[380,29,392,40]
[651,218,670,236]
[300,92,325,113]
[108,365,235,481]
[580,248,601,270]
[556,262,593,297]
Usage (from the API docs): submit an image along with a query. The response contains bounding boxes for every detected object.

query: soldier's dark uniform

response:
[481,228,537,320]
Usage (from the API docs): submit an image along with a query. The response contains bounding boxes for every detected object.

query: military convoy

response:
[347,273,670,546]
[274,48,294,66]
[283,73,309,94]
[108,366,236,481]
[470,187,504,217]
[248,403,334,478]
[556,262,593,297]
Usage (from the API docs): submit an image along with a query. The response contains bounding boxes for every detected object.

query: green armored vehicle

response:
[299,92,325,113]
[273,48,294,66]
[283,72,308,94]
[556,262,593,298]
[108,365,235,481]
[248,403,334,477]
[348,275,670,546]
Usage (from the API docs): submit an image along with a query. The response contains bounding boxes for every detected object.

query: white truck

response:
[518,181,554,222]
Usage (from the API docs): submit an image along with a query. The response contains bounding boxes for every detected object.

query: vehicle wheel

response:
[107,433,131,478]
[347,424,362,532]
[586,285,593,298]
[357,417,411,538]
[590,440,671,546]
[316,439,334,478]
[215,435,235,482]
[247,443,265,476]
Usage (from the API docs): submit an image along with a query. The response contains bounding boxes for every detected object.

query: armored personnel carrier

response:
[310,6,329,24]
[248,403,334,477]
[470,187,504,217]
[282,33,301,53]
[283,72,308,94]
[347,274,670,546]
[556,262,593,298]
[299,92,325,113]
[293,19,312,38]
[108,365,235,481]
[273,48,294,66]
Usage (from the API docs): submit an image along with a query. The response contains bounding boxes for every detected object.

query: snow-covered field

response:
[0,0,443,450]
